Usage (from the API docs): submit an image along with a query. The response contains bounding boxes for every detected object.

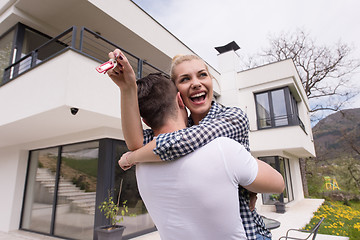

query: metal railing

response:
[258,114,306,133]
[3,26,76,84]
[1,26,166,86]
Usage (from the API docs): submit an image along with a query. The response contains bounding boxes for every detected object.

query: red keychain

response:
[96,58,117,74]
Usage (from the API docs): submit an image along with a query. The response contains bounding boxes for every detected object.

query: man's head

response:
[137,73,184,130]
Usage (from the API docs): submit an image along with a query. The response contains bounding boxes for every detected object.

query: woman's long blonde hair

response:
[170,54,211,83]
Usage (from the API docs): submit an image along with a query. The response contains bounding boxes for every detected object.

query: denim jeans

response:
[256,233,272,240]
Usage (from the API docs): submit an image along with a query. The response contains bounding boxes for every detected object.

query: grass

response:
[61,157,98,177]
[304,200,360,239]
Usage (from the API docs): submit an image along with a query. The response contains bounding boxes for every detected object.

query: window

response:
[0,28,15,84]
[259,156,294,205]
[21,141,99,239]
[255,87,303,130]
[21,139,155,240]
[0,23,57,83]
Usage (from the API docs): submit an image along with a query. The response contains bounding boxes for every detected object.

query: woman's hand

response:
[118,151,135,171]
[107,49,137,91]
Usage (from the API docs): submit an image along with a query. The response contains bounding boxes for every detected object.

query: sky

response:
[132,0,360,109]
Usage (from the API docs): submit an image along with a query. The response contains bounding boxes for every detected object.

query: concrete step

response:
[71,197,96,204]
[35,168,97,215]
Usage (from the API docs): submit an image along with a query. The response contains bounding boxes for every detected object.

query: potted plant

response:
[96,180,128,240]
[270,193,286,213]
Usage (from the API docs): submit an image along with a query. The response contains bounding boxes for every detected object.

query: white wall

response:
[0,51,130,149]
[0,147,28,231]
[288,157,305,203]
[89,0,194,60]
[0,50,121,127]
[250,127,315,158]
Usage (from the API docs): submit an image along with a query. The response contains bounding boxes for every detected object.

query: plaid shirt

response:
[143,101,271,240]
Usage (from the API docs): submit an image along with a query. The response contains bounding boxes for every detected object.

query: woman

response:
[108,50,272,240]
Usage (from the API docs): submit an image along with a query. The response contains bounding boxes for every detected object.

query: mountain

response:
[312,108,360,161]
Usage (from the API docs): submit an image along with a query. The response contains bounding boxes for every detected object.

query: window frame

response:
[254,87,302,130]
[20,138,156,240]
[259,156,294,205]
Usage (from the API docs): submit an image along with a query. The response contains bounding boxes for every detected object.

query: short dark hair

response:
[137,73,178,130]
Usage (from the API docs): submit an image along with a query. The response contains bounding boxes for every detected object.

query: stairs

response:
[36,168,96,215]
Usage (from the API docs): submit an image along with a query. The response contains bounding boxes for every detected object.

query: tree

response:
[247,29,360,198]
[248,28,360,121]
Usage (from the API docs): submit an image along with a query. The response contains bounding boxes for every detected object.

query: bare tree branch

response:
[247,28,360,119]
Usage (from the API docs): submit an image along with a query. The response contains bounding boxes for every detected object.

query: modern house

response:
[0,1,315,240]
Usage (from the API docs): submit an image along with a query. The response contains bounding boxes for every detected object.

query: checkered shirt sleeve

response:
[253,209,272,238]
[153,102,250,161]
[143,129,155,145]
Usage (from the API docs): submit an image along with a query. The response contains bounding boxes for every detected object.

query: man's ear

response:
[177,92,185,109]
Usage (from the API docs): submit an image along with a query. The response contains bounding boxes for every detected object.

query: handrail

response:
[2,26,77,84]
[80,27,139,61]
[1,25,167,86]
[257,114,306,133]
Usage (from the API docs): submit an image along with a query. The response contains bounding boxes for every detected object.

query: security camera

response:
[70,107,79,115]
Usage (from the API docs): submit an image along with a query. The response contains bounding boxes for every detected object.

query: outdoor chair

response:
[278,217,325,240]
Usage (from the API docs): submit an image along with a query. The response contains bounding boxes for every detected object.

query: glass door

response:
[21,141,99,240]
[259,156,294,205]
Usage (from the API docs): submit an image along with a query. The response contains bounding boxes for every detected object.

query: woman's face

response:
[173,59,213,123]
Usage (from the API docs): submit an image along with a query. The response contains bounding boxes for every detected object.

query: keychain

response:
[96,58,117,74]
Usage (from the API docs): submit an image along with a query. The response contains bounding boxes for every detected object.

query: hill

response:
[309,108,360,197]
[312,108,360,161]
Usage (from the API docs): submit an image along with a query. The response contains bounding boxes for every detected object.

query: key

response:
[96,59,117,74]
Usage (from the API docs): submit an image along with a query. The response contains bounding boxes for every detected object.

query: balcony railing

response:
[2,26,166,86]
[258,114,306,133]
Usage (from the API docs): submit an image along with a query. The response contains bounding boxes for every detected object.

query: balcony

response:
[0,26,166,149]
[250,124,315,158]
[1,26,165,86]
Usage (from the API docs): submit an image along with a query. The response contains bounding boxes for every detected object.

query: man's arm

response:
[107,49,143,150]
[222,138,284,194]
[244,160,285,194]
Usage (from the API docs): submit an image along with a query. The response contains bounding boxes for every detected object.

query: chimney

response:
[214,41,241,107]
[215,41,241,73]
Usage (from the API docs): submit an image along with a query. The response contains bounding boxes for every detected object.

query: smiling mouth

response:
[190,92,206,103]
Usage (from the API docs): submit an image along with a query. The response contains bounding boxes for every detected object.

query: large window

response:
[21,139,155,240]
[259,156,294,205]
[21,141,99,239]
[255,87,304,130]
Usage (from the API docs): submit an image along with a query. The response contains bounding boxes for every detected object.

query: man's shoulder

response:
[203,137,246,152]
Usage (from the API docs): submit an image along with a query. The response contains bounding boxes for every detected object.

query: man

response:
[114,72,284,240]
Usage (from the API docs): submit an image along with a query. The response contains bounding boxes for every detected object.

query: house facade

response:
[0,1,315,240]
[216,48,316,212]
